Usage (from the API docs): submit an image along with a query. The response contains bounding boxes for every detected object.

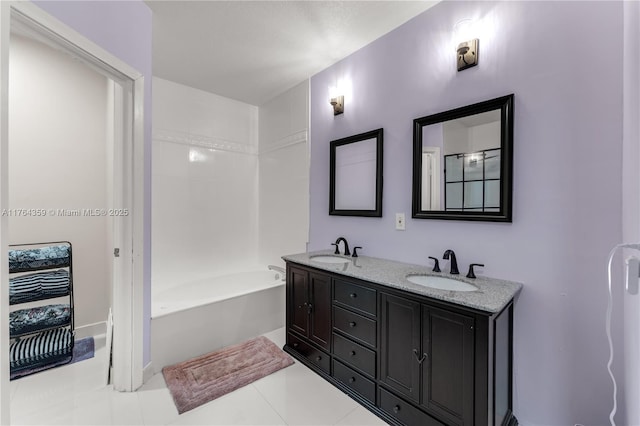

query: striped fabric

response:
[40,269,71,297]
[10,328,72,369]
[9,244,70,272]
[9,269,69,305]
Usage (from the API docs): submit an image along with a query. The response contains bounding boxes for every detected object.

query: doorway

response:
[0,3,145,423]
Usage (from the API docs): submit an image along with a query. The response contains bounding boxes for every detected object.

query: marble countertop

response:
[282,250,523,314]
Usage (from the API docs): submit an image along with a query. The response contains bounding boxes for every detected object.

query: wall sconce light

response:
[330,96,344,115]
[457,38,478,71]
[454,19,478,72]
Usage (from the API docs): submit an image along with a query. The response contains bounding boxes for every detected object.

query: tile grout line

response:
[249,382,289,425]
[332,405,360,426]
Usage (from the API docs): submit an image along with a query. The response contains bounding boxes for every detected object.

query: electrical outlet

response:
[395,213,406,230]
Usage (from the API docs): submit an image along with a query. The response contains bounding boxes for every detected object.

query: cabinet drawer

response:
[334,306,377,347]
[333,360,376,405]
[379,388,444,426]
[334,279,377,317]
[287,332,330,374]
[333,333,376,378]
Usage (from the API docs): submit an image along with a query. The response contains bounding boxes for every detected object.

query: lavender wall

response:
[33,0,153,365]
[623,1,640,425]
[309,1,624,424]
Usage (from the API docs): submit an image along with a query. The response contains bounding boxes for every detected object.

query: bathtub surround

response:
[162,336,294,414]
[151,76,308,377]
[309,1,624,425]
[152,77,259,293]
[258,80,310,267]
[152,77,309,292]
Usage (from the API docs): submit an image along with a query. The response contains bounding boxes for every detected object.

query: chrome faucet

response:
[332,237,351,256]
[443,249,459,274]
[268,265,286,281]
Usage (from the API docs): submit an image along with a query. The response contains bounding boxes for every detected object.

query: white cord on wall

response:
[606,243,640,426]
[606,246,619,426]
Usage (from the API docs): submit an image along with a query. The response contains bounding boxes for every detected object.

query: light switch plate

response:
[395,213,406,230]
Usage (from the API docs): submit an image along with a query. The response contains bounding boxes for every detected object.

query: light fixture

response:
[330,95,344,115]
[454,19,479,72]
[457,38,478,71]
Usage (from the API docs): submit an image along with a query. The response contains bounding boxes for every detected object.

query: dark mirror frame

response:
[330,128,384,217]
[412,94,514,222]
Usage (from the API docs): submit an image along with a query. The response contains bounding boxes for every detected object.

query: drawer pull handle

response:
[393,405,400,413]
[350,293,357,298]
[349,377,356,384]
[316,356,322,361]
[349,321,356,327]
[292,342,299,348]
[350,350,356,356]
[413,349,427,364]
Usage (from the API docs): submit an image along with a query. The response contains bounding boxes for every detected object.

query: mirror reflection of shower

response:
[420,109,501,212]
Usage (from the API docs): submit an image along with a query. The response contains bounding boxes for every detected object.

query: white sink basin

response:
[406,274,478,292]
[310,255,351,264]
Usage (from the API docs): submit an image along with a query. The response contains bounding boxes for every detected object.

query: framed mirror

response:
[412,94,514,222]
[330,128,383,217]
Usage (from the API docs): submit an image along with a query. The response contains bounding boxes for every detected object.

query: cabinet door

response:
[380,293,421,403]
[288,266,309,337]
[421,305,474,426]
[309,272,331,350]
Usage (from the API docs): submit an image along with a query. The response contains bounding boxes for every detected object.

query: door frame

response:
[0,2,145,421]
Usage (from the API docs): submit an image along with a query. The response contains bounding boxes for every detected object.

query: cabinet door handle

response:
[349,293,357,298]
[301,302,312,314]
[413,348,427,364]
[316,355,322,361]
[292,342,299,348]
[393,405,400,413]
[349,377,356,384]
[349,321,356,327]
[350,350,356,356]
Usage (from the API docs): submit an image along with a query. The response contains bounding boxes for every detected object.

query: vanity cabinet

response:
[287,265,332,352]
[380,293,474,426]
[284,260,517,426]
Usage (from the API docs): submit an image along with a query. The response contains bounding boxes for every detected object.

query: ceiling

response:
[145,1,438,106]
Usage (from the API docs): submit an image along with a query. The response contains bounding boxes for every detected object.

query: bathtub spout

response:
[268,265,286,281]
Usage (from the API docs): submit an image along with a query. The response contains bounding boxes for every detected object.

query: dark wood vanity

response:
[283,258,519,426]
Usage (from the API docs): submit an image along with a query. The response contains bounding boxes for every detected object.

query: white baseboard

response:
[142,362,154,384]
[75,321,107,340]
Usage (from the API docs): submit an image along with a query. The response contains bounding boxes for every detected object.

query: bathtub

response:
[151,269,286,371]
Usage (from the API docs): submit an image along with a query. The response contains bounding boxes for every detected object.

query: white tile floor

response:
[10,328,388,425]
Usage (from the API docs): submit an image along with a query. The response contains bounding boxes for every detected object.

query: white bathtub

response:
[151,269,286,371]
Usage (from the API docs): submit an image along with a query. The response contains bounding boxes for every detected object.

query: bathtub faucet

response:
[332,237,351,256]
[268,265,286,281]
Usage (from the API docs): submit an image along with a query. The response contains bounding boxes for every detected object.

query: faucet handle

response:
[466,263,484,279]
[428,256,441,272]
[331,243,339,255]
[352,247,362,257]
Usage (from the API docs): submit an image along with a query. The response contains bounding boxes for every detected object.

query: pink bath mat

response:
[162,335,294,414]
